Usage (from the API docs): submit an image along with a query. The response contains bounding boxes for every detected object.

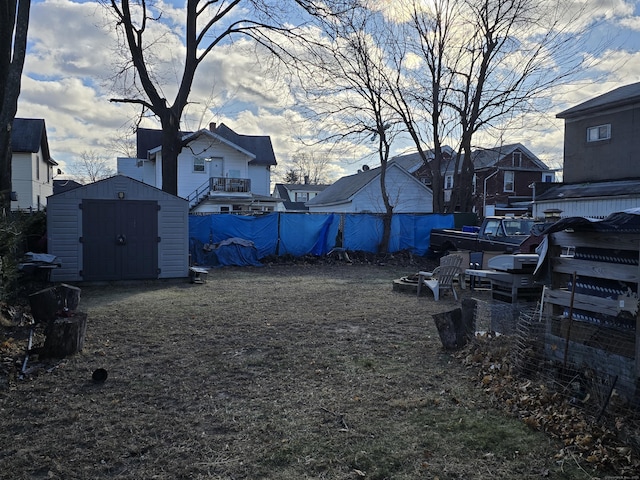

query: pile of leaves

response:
[457,333,640,476]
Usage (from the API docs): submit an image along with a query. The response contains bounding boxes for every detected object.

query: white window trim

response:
[512,151,522,167]
[587,124,611,142]
[193,157,206,173]
[444,174,454,190]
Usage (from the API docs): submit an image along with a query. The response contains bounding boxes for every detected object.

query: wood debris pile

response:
[456,333,640,476]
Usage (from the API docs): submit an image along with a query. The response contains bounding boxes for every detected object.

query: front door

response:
[82,199,159,281]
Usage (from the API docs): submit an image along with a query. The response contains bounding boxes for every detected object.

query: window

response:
[444,174,454,189]
[512,152,522,167]
[36,155,40,180]
[503,171,514,192]
[295,192,309,202]
[472,173,477,194]
[193,158,206,172]
[542,173,554,182]
[587,124,611,142]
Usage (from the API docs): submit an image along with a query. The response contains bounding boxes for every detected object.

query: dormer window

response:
[587,124,611,142]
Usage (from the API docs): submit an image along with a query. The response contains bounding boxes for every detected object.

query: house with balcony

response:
[392,143,554,217]
[533,82,640,219]
[117,123,279,213]
[11,118,58,211]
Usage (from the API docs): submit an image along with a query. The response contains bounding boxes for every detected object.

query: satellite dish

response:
[362,165,370,171]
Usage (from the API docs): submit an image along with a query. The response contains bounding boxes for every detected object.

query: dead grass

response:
[1,265,594,479]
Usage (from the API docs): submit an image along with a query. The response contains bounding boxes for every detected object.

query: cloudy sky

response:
[15,0,640,183]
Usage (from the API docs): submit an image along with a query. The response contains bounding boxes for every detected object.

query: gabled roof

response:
[306,163,428,207]
[535,178,640,202]
[136,123,277,166]
[214,123,276,166]
[180,129,256,160]
[11,118,57,165]
[391,145,456,172]
[472,143,548,170]
[557,82,640,119]
[391,143,548,172]
[306,167,381,207]
[274,183,330,211]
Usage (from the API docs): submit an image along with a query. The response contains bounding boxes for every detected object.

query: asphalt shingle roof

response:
[557,82,640,119]
[11,118,53,163]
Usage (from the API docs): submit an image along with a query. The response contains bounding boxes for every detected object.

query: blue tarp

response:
[279,214,339,256]
[189,212,456,262]
[189,213,278,259]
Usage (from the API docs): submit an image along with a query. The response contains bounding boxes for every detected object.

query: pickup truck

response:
[429,216,538,254]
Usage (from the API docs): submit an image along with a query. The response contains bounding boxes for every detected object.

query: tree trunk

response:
[0,0,31,214]
[43,312,88,358]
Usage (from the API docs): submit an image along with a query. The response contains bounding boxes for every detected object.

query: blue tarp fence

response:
[189,213,454,266]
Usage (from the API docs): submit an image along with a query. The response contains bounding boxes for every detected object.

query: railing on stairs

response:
[186,177,252,209]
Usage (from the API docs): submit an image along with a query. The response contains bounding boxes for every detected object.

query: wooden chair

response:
[417,264,462,301]
[416,254,464,297]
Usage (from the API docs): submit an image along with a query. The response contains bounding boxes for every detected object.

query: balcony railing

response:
[208,177,251,193]
[187,176,252,208]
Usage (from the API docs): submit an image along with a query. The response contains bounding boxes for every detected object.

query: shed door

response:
[82,200,159,281]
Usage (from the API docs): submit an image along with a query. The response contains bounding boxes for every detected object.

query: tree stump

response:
[43,312,88,358]
[432,301,476,351]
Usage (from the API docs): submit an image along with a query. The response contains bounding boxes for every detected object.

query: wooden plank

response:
[544,289,637,316]
[548,318,635,358]
[550,231,640,251]
[552,257,639,283]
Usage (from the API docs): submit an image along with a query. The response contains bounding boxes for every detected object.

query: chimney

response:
[209,122,217,132]
[304,175,309,185]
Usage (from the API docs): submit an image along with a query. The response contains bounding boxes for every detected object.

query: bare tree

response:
[67,151,116,184]
[289,151,331,184]
[0,0,30,214]
[103,0,346,196]
[298,8,401,252]
[400,0,592,213]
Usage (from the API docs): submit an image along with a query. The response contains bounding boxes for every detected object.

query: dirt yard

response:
[0,264,618,479]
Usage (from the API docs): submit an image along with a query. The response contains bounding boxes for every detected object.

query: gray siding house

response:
[533,82,640,219]
[47,175,189,282]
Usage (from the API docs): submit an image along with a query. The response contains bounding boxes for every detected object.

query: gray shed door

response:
[82,199,159,281]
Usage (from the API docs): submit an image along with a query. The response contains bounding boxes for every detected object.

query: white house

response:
[11,118,58,211]
[118,123,279,213]
[306,163,433,213]
[272,182,329,212]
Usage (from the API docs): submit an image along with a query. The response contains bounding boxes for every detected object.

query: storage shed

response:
[47,175,189,282]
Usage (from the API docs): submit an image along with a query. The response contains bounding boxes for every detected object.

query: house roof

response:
[535,178,640,202]
[391,143,548,172]
[53,179,83,195]
[136,123,277,166]
[11,118,57,165]
[306,166,382,207]
[306,163,429,207]
[274,183,330,211]
[472,143,549,170]
[557,82,640,119]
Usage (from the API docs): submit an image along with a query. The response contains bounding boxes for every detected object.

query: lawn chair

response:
[416,254,464,297]
[417,264,462,301]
